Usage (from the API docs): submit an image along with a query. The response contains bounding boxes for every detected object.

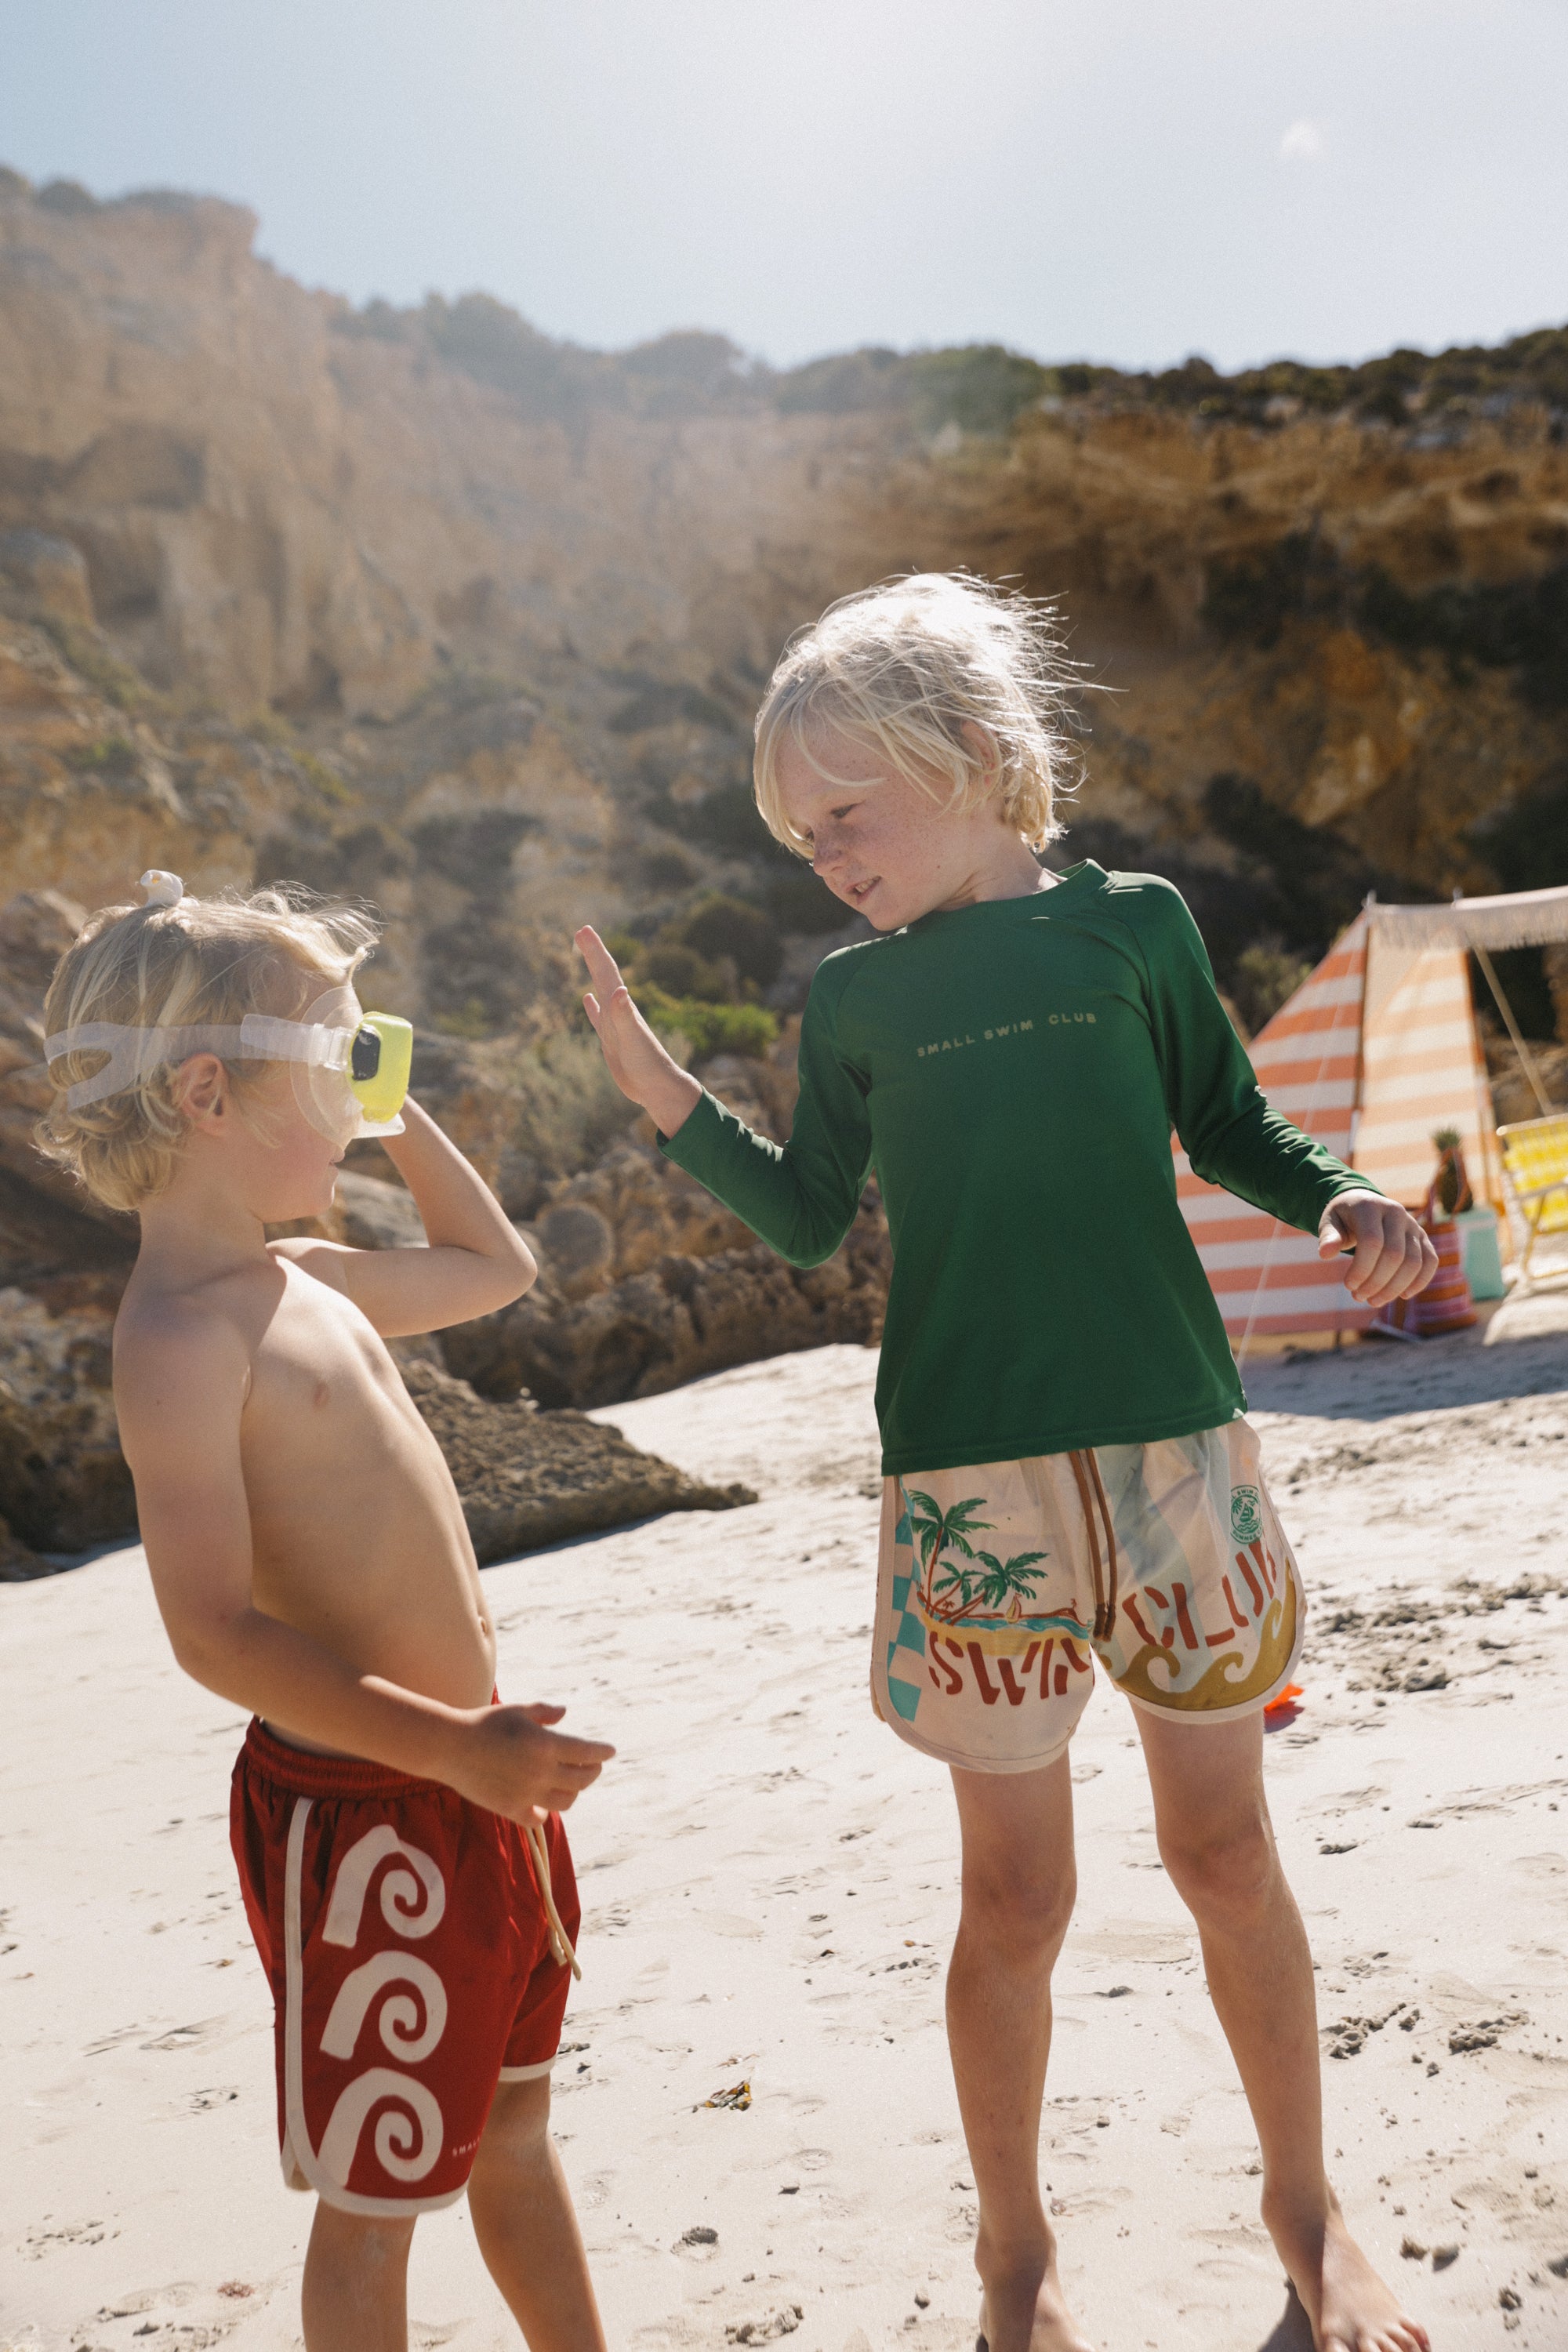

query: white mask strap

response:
[45,1015,355,1110]
[238,1014,353,1072]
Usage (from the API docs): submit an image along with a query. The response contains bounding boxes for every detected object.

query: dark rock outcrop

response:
[399,1358,754,1562]
[0,1283,754,1569]
[0,1281,132,1557]
[0,895,822,1565]
[445,1207,890,1408]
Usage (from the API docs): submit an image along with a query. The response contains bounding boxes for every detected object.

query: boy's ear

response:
[171,1052,230,1129]
[960,721,1003,787]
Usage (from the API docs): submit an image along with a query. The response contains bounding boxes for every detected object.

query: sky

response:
[1,0,1564,376]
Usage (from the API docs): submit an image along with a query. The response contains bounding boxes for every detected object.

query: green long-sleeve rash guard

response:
[659,861,1371,1478]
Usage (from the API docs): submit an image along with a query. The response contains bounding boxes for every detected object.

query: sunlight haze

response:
[2,0,1564,373]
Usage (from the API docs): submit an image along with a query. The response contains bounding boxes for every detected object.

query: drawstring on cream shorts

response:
[872,1419,1305,1776]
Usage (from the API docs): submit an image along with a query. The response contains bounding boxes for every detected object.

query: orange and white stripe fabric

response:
[1178,884,1564,1339]
[1352,937,1502,1214]
[1176,915,1371,1341]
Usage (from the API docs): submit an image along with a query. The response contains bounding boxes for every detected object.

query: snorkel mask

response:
[282,983,414,1147]
[45,872,413,1148]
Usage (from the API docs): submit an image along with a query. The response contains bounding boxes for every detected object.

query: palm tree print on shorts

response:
[902,1485,1080,1650]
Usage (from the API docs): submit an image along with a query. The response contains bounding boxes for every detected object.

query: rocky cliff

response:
[5,171,1566,989]
[2,166,1566,1557]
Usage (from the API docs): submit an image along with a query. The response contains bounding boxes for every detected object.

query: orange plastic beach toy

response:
[1264,1682,1304,1715]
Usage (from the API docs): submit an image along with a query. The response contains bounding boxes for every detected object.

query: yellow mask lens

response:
[348,1014,413,1124]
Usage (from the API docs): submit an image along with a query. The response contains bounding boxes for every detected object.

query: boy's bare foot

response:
[1265,2194,1431,2352]
[976,2245,1094,2352]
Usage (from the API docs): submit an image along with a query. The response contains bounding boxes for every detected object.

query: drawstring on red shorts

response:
[524,1823,582,1980]
[491,1685,580,1980]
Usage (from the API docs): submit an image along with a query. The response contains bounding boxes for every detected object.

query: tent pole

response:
[1474,943,1553,1117]
[1349,896,1372,1164]
[1338,900,1374,1336]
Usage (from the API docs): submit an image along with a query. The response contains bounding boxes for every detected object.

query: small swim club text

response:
[916,1011,1095,1059]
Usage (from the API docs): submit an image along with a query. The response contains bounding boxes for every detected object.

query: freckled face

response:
[774,726,1023,932]
[223,1065,344,1225]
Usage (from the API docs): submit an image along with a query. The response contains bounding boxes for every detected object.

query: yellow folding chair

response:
[1497,1113,1568,1287]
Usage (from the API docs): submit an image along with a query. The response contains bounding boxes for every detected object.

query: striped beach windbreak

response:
[1174,889,1568,1345]
[1177,915,1374,1343]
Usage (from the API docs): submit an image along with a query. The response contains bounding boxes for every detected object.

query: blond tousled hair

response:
[753,573,1080,856]
[37,885,379,1213]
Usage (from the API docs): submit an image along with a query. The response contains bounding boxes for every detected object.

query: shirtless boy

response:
[40,873,613,2352]
[575,576,1436,2352]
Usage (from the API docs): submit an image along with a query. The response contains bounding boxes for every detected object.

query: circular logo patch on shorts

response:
[1230,1485,1263,1544]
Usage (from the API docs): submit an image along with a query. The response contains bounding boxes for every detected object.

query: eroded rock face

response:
[0,1277,756,1567]
[0,893,775,1563]
[0,530,94,626]
[331,1171,428,1252]
[0,1515,43,1578]
[2,178,1565,922]
[284,1123,892,1414]
[1489,1037,1568,1128]
[445,1211,890,1409]
[0,1283,132,1555]
[1,174,1563,1545]
[0,885,873,1562]
[0,886,142,1287]
[398,1359,753,1563]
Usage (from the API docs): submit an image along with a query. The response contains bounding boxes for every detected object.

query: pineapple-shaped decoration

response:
[1428,1126,1473,1221]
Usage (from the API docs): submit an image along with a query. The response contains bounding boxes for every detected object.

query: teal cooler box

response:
[1454,1206,1507,1301]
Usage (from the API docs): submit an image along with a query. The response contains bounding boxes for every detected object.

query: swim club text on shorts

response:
[872,1421,1305,1774]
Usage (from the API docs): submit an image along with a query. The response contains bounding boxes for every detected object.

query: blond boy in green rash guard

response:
[575,577,1436,2352]
[41,874,613,2352]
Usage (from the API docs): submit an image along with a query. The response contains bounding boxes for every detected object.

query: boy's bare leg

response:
[301,2204,416,2352]
[1137,1709,1429,2352]
[947,1757,1093,2352]
[467,2074,608,2350]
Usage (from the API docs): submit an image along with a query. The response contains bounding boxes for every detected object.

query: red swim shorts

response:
[230,1717,579,2216]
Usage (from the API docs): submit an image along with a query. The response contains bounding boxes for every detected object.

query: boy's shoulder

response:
[801,867,1201,1011]
[1069,864,1200,949]
[115,1266,246,1362]
[1079,862,1189,911]
[113,1272,252,1446]
[804,931,891,1015]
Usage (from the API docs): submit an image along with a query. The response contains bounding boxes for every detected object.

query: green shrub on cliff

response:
[641,941,728,1000]
[773,340,1055,439]
[904,345,1054,438]
[332,285,1568,444]
[678,895,783,988]
[647,778,795,864]
[607,895,787,1014]
[65,732,139,773]
[1232,941,1314,1036]
[485,1028,645,1178]
[766,864,854,934]
[634,988,778,1061]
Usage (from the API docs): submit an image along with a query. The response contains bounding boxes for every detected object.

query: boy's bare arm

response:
[117,1305,612,1823]
[276,1098,538,1335]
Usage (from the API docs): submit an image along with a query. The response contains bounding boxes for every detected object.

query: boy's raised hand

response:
[575,925,702,1138]
[1318,1190,1439,1306]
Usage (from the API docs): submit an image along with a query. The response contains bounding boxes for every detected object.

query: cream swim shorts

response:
[872,1420,1304,1775]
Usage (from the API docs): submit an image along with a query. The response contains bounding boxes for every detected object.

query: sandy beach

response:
[4,1292,1568,2351]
